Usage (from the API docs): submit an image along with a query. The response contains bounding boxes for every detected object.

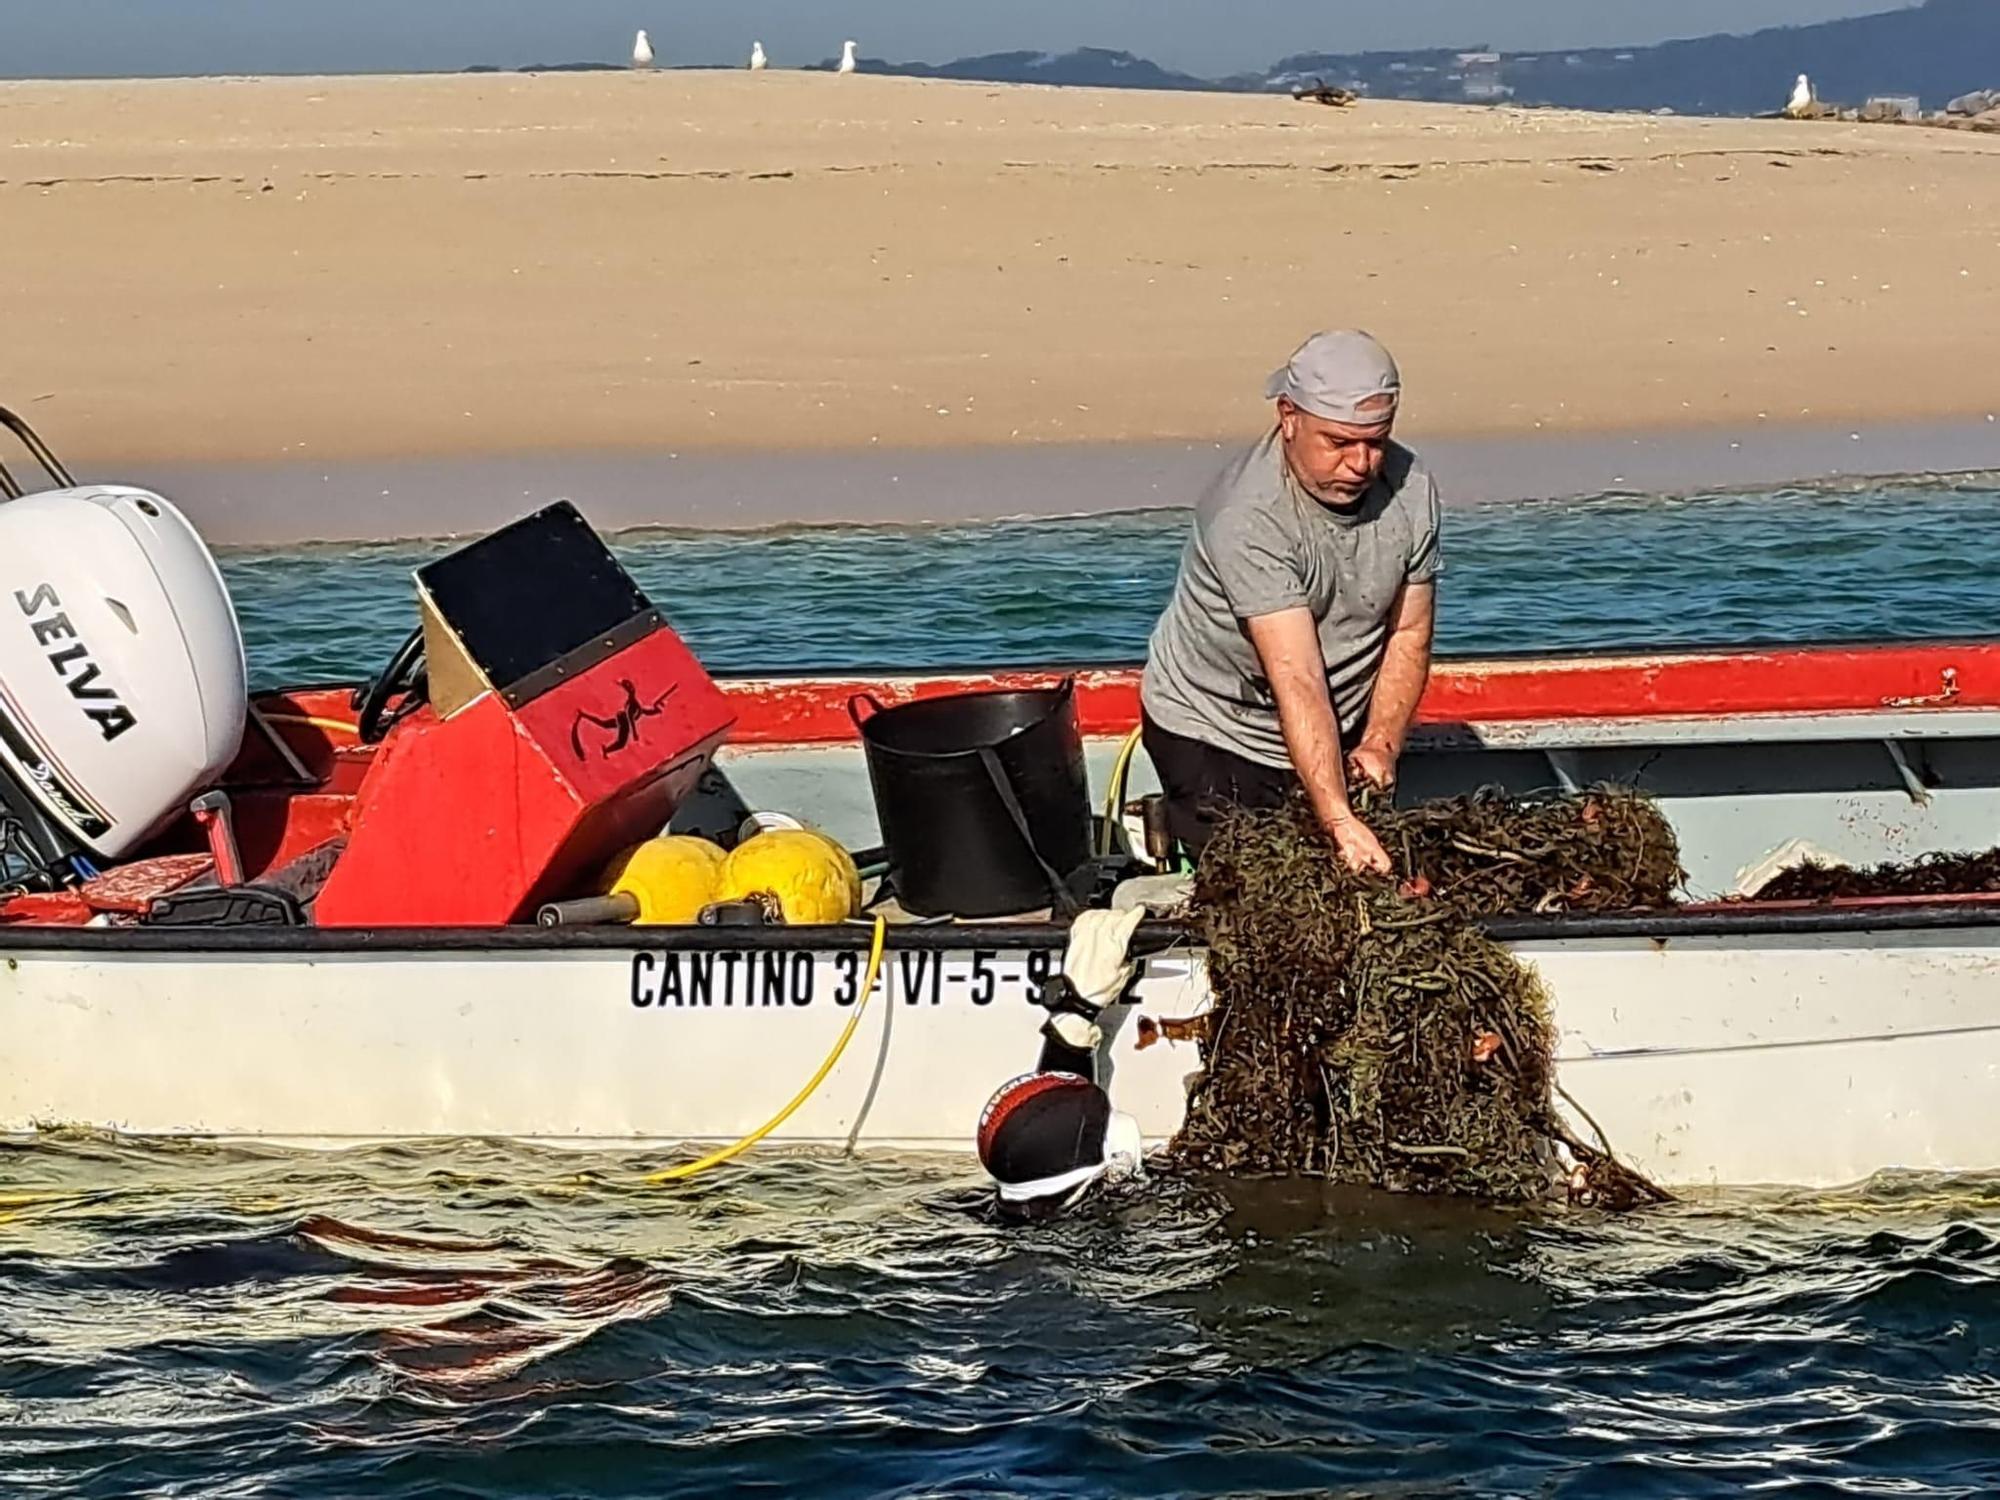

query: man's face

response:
[1277,397,1394,505]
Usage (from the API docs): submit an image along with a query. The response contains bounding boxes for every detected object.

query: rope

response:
[645,914,889,1183]
[1099,725,1145,856]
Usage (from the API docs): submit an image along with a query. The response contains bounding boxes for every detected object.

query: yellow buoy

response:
[604,836,727,925]
[717,829,860,925]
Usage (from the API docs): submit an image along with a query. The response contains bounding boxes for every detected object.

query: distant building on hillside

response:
[1455,52,1510,102]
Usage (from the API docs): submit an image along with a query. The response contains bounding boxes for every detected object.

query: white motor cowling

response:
[0,486,246,871]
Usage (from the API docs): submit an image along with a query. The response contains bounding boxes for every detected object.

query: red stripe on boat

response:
[715,643,2000,745]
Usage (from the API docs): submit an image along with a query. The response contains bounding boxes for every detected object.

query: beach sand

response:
[3,71,1999,468]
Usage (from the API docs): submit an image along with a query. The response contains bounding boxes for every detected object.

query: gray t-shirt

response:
[1141,429,1441,768]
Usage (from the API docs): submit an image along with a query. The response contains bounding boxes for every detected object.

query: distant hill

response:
[469,0,2000,118]
[1244,0,2000,115]
[830,47,1211,91]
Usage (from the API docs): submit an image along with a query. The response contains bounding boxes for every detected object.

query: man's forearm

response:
[1242,606,1392,871]
[1273,679,1359,832]
[1360,630,1430,754]
[1360,591,1436,755]
[1245,608,1362,833]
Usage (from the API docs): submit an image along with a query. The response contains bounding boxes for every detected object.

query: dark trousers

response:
[1140,712,1300,858]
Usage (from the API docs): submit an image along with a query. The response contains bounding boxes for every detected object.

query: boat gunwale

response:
[257,630,2000,694]
[5,900,1999,954]
[253,639,2000,749]
[6,640,1992,940]
[709,634,2000,684]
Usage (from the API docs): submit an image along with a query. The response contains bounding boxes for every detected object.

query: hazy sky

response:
[0,0,1915,80]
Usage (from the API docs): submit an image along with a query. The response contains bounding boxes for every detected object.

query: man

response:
[1140,330,1440,874]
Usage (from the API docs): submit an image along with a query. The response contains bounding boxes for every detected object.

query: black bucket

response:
[850,680,1093,919]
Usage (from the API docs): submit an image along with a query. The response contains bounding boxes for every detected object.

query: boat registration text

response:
[629,948,1056,1010]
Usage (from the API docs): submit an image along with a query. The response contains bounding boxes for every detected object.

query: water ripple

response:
[217,477,2000,687]
[7,1137,2000,1495]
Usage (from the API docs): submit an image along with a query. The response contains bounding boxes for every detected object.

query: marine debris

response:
[1782,82,2000,132]
[1166,788,1681,1210]
[1291,79,1358,107]
[1758,848,2000,901]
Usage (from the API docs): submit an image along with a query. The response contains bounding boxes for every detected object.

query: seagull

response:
[838,40,858,75]
[750,41,768,71]
[1785,73,1814,117]
[632,29,655,70]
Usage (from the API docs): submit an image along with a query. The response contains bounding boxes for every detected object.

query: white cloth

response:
[1045,1011,1103,1052]
[1102,1111,1144,1180]
[1063,905,1145,1012]
[993,1110,1144,1203]
[1111,872,1193,916]
[1733,838,1848,898]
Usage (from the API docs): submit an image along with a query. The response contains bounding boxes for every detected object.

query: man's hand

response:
[1345,736,1398,794]
[1326,811,1393,875]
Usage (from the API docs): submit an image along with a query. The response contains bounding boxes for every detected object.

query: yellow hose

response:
[260,713,362,738]
[1099,725,1145,855]
[645,914,888,1184]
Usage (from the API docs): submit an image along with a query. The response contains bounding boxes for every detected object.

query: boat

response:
[4,411,1999,1190]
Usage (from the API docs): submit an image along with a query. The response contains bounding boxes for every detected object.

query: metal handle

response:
[0,406,77,500]
[536,892,642,927]
[189,791,244,887]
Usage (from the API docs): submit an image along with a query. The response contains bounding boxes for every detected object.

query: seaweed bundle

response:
[1758,849,2000,901]
[1166,788,1681,1209]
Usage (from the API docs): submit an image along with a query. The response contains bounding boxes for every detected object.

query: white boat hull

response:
[8,642,1999,1189]
[6,917,1998,1189]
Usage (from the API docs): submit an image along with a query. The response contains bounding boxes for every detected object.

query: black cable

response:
[0,807,42,895]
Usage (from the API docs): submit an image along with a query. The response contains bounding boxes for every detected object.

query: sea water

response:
[220,477,2000,687]
[6,476,2000,1497]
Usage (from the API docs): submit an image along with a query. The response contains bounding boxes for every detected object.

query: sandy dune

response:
[2,72,1997,466]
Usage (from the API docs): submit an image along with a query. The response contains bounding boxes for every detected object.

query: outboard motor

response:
[0,408,247,889]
